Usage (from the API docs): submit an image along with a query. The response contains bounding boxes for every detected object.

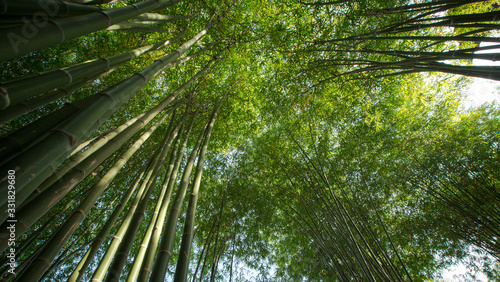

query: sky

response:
[462,42,500,108]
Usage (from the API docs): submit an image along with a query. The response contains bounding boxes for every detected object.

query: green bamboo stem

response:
[40,239,93,281]
[409,10,500,24]
[12,108,175,282]
[0,101,182,253]
[367,0,476,14]
[90,117,176,282]
[69,134,100,157]
[0,0,183,62]
[0,31,186,110]
[137,111,198,282]
[0,41,206,166]
[38,199,115,281]
[299,0,351,6]
[18,109,148,208]
[174,96,224,281]
[106,26,172,33]
[0,26,213,219]
[149,114,211,282]
[0,94,100,163]
[73,50,215,281]
[68,163,149,282]
[106,21,173,33]
[125,114,187,282]
[0,71,107,124]
[324,49,500,61]
[0,0,102,17]
[317,35,500,45]
[0,195,75,277]
[191,214,217,281]
[104,111,189,282]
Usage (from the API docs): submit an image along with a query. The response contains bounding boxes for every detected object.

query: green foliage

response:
[1,0,499,281]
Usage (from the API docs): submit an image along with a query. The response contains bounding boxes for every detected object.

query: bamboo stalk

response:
[137,110,198,281]
[90,114,177,282]
[67,163,150,282]
[0,101,182,252]
[0,31,186,110]
[0,27,215,220]
[0,0,182,61]
[149,113,211,282]
[174,94,226,281]
[12,107,176,282]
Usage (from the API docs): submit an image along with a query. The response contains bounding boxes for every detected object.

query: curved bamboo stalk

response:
[0,0,102,17]
[90,115,177,282]
[67,163,149,282]
[137,110,198,282]
[12,107,175,282]
[0,0,182,62]
[174,95,225,281]
[0,30,186,110]
[0,27,214,219]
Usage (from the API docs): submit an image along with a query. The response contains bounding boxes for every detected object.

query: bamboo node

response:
[134,72,148,83]
[76,209,86,218]
[61,69,73,85]
[19,103,30,112]
[0,87,10,109]
[52,129,78,147]
[130,4,140,12]
[48,20,66,43]
[100,11,112,26]
[101,58,111,70]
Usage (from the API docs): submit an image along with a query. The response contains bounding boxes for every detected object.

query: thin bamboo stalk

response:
[12,108,175,282]
[149,115,210,282]
[0,26,216,220]
[174,95,225,281]
[0,31,186,110]
[67,162,150,282]
[90,116,176,282]
[0,0,182,61]
[103,111,188,282]
[137,110,198,281]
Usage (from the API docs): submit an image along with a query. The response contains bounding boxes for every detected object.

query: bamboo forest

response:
[1,0,500,281]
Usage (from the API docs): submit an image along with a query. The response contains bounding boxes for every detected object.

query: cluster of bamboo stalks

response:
[0,0,232,280]
[305,0,500,83]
